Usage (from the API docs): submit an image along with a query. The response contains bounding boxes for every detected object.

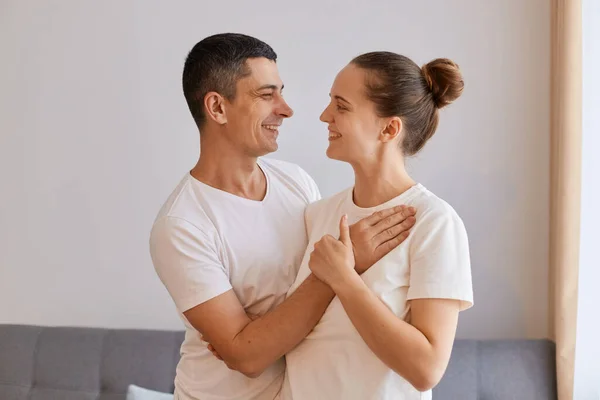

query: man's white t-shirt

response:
[149,158,320,400]
[281,183,474,400]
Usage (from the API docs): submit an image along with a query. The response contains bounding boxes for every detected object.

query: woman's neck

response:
[351,158,416,208]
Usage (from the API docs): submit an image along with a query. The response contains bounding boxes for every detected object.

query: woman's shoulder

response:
[306,187,350,213]
[304,187,352,232]
[410,185,465,226]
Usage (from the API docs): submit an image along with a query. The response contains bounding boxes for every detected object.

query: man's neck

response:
[190,143,267,202]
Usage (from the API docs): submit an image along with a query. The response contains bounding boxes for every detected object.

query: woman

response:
[280,52,473,400]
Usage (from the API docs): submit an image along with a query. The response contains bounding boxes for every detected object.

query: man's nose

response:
[277,98,294,118]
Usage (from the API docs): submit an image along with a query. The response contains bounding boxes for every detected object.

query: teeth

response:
[263,125,279,131]
[329,134,342,139]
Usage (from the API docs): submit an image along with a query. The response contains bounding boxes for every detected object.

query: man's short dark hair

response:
[182,33,277,128]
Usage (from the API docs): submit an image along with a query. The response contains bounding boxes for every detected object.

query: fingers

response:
[371,207,416,236]
[361,205,416,226]
[314,234,336,248]
[207,343,223,360]
[374,230,411,260]
[338,214,351,247]
[309,248,324,265]
[361,205,404,226]
[372,215,416,247]
[201,336,223,360]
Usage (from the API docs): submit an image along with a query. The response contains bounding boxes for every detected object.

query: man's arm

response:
[184,274,333,378]
[186,205,416,378]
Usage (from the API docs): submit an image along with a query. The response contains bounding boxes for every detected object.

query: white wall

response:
[0,0,550,339]
[573,0,600,398]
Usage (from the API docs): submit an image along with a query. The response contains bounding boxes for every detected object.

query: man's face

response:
[224,58,294,156]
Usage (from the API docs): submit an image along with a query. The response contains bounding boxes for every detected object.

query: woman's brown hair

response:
[351,52,464,155]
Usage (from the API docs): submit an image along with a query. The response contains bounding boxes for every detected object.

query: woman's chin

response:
[326,146,346,161]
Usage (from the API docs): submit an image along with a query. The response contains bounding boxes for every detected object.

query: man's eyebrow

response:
[256,84,284,91]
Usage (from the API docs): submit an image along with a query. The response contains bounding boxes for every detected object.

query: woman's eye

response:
[336,105,347,112]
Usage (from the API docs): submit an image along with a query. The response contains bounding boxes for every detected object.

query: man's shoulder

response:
[260,157,320,203]
[151,174,216,238]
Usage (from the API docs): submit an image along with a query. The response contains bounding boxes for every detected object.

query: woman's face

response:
[320,64,394,165]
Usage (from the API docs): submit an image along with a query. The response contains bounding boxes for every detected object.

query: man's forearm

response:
[230,274,334,375]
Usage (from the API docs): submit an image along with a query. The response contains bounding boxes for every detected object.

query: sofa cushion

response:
[0,324,557,399]
[433,339,558,399]
[126,384,173,400]
[0,325,184,400]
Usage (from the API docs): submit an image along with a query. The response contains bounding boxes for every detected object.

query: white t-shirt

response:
[281,183,473,400]
[149,158,320,400]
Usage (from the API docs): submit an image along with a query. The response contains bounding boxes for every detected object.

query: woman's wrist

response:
[331,268,363,295]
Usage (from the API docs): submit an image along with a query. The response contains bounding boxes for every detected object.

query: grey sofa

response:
[0,324,557,399]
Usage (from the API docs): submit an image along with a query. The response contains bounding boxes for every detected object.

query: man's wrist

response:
[306,273,336,296]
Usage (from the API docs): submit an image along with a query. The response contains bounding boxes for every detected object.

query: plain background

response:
[573,0,600,397]
[0,0,551,340]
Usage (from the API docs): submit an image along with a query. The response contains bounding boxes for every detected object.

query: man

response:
[149,33,416,400]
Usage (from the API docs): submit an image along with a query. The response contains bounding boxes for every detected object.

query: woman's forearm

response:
[332,273,443,392]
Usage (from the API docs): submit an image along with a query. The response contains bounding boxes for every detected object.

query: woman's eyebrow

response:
[332,94,352,105]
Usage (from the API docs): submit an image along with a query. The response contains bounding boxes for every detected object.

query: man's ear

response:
[204,92,228,125]
[380,117,402,143]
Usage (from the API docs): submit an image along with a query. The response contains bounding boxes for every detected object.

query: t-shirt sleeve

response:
[149,216,232,313]
[406,205,474,311]
[303,201,320,237]
[298,166,321,203]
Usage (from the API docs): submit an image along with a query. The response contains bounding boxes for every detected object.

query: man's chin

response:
[264,140,279,154]
[254,143,278,157]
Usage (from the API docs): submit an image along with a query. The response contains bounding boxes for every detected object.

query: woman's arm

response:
[198,209,416,372]
[331,273,460,392]
[308,213,465,392]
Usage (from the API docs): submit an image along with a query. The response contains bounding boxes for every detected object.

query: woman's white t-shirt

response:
[281,184,474,400]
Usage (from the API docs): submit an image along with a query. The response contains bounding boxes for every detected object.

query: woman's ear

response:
[381,117,403,143]
[204,92,228,125]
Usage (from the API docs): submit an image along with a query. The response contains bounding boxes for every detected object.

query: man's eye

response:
[261,93,274,99]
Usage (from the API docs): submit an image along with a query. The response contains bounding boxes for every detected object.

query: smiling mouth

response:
[262,124,280,132]
[329,132,342,140]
